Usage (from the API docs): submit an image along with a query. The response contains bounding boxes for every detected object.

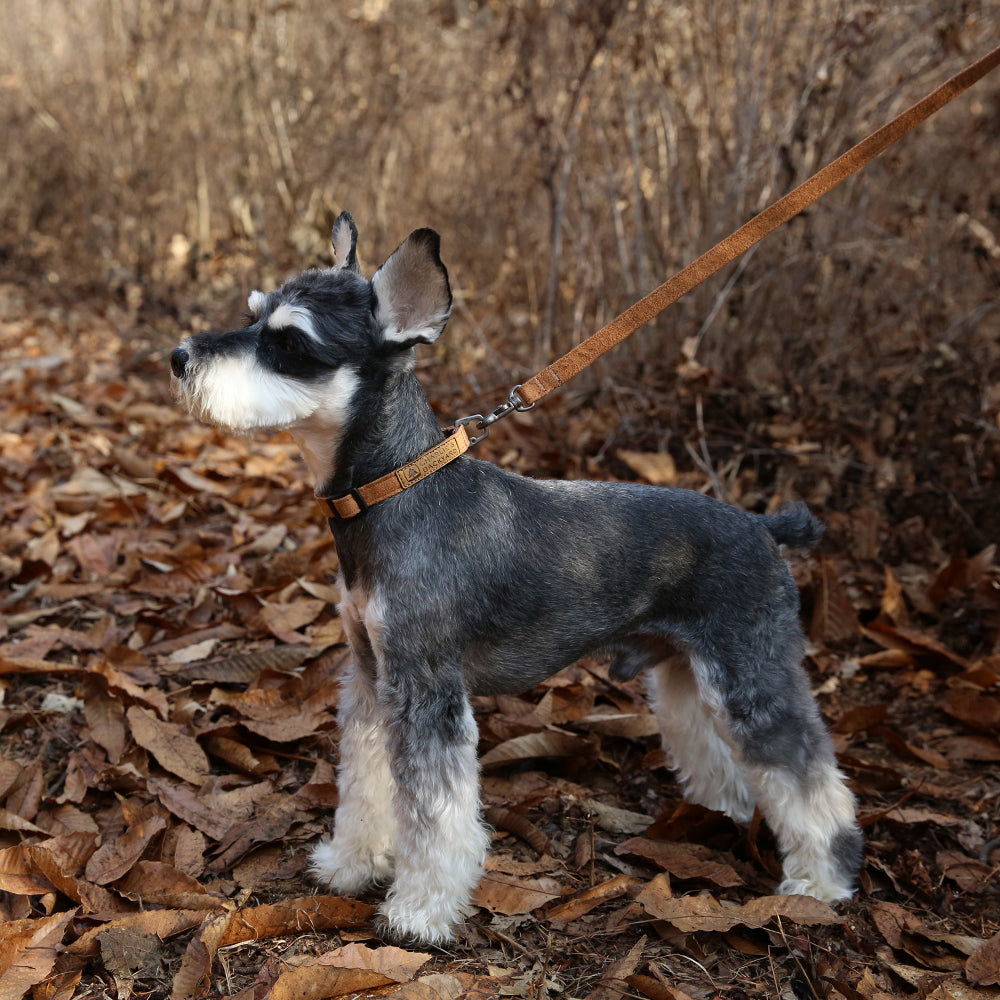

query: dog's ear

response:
[331,211,359,272]
[371,228,452,348]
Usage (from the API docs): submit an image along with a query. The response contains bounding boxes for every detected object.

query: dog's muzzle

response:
[171,347,190,378]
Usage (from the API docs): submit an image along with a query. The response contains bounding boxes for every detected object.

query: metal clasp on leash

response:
[455,384,535,447]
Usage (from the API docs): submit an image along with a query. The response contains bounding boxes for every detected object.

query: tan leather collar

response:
[315,423,471,520]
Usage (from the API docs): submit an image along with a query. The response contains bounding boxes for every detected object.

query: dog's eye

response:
[269,326,297,352]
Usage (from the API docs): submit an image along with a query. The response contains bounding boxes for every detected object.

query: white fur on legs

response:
[309,658,396,894]
[749,759,858,903]
[377,697,491,945]
[647,653,757,823]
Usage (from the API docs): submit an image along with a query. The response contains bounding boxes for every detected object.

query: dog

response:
[170,212,862,945]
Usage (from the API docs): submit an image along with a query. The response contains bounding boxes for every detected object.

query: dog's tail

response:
[760,502,824,550]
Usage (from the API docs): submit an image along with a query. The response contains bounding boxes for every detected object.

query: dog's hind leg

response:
[692,631,862,902]
[309,612,397,894]
[376,662,490,945]
[647,651,757,823]
[748,751,862,902]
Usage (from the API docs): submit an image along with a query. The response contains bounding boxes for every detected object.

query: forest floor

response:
[1,276,999,1000]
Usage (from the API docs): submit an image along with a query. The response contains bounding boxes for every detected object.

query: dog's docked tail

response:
[761,503,824,550]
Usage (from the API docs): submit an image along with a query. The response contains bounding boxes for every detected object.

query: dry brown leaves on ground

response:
[1,288,999,999]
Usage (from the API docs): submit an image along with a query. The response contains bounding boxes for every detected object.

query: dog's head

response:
[170,212,452,435]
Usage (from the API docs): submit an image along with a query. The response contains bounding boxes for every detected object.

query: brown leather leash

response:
[318,43,1000,521]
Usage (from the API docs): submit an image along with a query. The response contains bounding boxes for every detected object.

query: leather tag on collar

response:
[316,424,471,520]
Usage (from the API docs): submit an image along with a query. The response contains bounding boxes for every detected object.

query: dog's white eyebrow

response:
[248,290,267,316]
[267,303,320,342]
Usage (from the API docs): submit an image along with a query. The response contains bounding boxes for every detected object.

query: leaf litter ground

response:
[1,282,999,1000]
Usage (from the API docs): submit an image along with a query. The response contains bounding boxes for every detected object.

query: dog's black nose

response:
[171,347,190,378]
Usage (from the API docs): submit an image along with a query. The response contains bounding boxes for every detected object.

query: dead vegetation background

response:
[1,1,1000,998]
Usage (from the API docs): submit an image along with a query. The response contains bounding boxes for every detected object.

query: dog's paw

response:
[375,877,479,947]
[308,837,394,895]
[777,876,854,904]
[374,897,461,948]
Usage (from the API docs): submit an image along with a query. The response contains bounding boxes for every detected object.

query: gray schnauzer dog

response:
[171,212,862,945]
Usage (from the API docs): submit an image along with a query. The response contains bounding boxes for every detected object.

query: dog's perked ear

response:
[371,228,452,349]
[331,211,360,272]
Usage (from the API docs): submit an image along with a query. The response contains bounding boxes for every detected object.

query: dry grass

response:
[2,0,998,395]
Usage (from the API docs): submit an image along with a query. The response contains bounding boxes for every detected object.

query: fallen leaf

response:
[0,808,47,835]
[175,645,313,683]
[618,450,678,486]
[810,558,858,643]
[636,888,839,932]
[148,777,234,841]
[33,832,100,874]
[479,730,596,769]
[316,943,431,981]
[31,952,86,1000]
[967,931,1000,986]
[576,710,660,738]
[390,973,471,999]
[210,795,300,870]
[270,964,395,1000]
[625,974,695,1000]
[875,726,952,769]
[80,676,126,764]
[618,838,743,887]
[168,638,218,664]
[0,844,54,894]
[586,934,646,1000]
[879,565,911,626]
[217,896,376,947]
[942,690,1000,732]
[171,904,239,1000]
[0,910,77,999]
[929,545,997,603]
[836,703,889,734]
[483,806,551,854]
[25,840,124,913]
[880,806,967,829]
[67,910,209,957]
[99,924,165,998]
[472,872,562,915]
[202,736,279,777]
[126,705,211,784]
[66,531,117,577]
[172,825,207,877]
[83,805,167,885]
[545,873,643,923]
[236,523,288,557]
[240,705,335,743]
[935,735,1000,761]
[584,800,654,835]
[0,654,84,677]
[167,465,234,496]
[5,760,43,821]
[115,860,220,909]
[257,598,327,643]
[871,900,922,949]
[90,660,169,716]
[863,621,970,670]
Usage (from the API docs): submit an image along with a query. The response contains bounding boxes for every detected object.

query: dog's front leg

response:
[376,662,490,946]
[309,654,397,894]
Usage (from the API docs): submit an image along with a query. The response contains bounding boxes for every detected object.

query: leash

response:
[318,43,1000,521]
